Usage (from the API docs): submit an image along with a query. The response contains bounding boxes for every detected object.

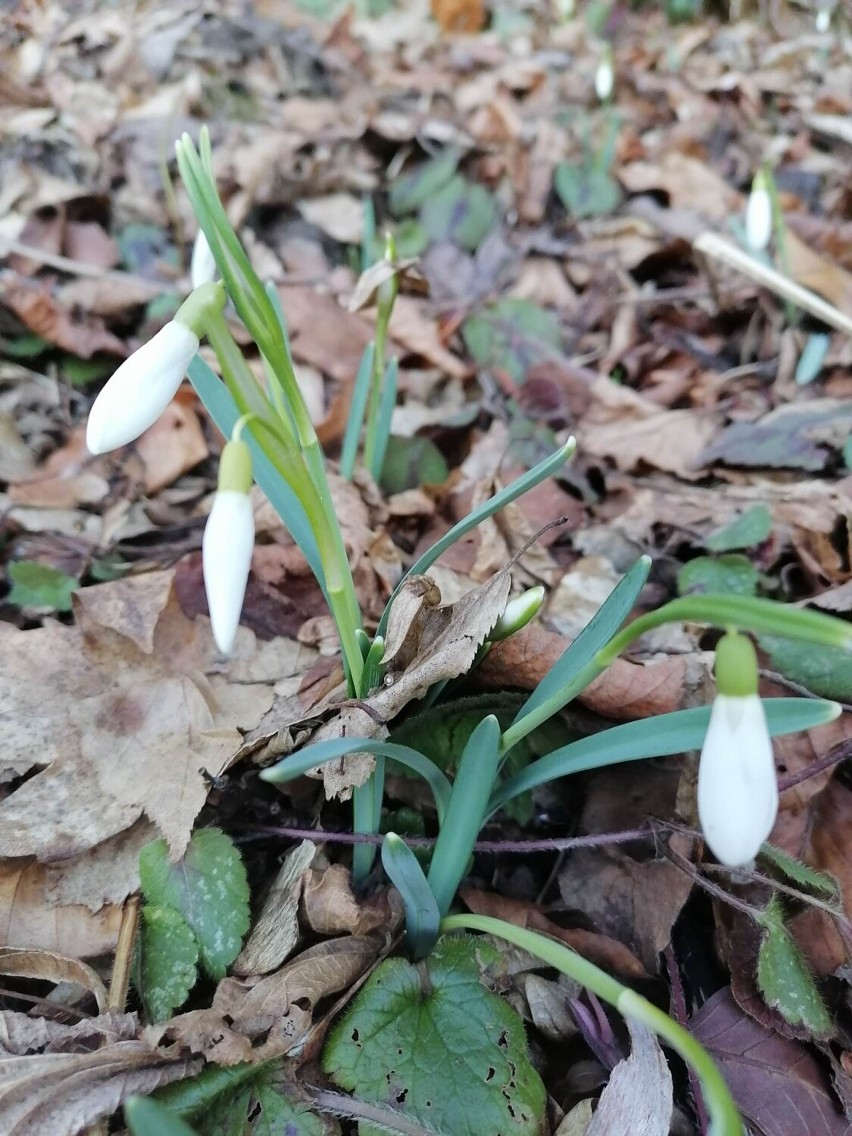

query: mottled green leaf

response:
[136,905,198,1022]
[759,845,840,904]
[707,505,772,552]
[139,828,250,980]
[757,897,832,1036]
[677,554,758,597]
[760,636,852,701]
[126,1096,201,1136]
[462,299,561,385]
[323,935,546,1136]
[7,561,79,612]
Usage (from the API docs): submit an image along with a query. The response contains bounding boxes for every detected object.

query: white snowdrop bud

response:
[745,173,773,252]
[697,633,778,867]
[86,320,199,454]
[595,50,614,102]
[203,438,254,655]
[190,229,217,290]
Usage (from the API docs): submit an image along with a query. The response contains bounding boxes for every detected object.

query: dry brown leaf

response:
[1,281,126,358]
[388,295,468,379]
[310,566,511,798]
[481,623,711,721]
[587,1019,672,1136]
[9,427,109,509]
[0,1033,198,1136]
[785,228,852,317]
[430,0,485,33]
[580,377,718,479]
[300,863,396,938]
[0,1009,138,1057]
[0,571,273,867]
[212,935,380,1060]
[0,859,123,957]
[133,398,208,494]
[0,949,108,1012]
[460,888,647,980]
[233,839,316,976]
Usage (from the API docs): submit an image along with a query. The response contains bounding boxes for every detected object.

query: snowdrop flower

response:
[203,435,254,654]
[86,320,199,454]
[86,282,223,455]
[595,48,614,102]
[697,631,777,867]
[745,171,773,253]
[815,7,830,32]
[190,229,217,290]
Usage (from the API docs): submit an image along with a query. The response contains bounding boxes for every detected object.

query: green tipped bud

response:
[714,631,758,698]
[218,437,253,495]
[490,586,545,642]
[175,280,226,338]
[377,232,399,321]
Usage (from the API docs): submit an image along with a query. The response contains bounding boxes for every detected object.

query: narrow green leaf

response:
[372,355,399,479]
[795,332,831,386]
[7,561,79,612]
[340,342,375,480]
[155,1064,265,1118]
[382,833,440,960]
[322,936,546,1136]
[376,439,575,639]
[136,905,198,1022]
[260,738,452,824]
[502,555,651,750]
[757,897,832,1036]
[491,697,839,813]
[139,829,249,980]
[126,1096,201,1136]
[427,716,501,917]
[352,755,385,886]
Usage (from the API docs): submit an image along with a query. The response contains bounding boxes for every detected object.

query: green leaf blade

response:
[139,829,250,981]
[322,936,546,1136]
[137,905,199,1022]
[757,898,832,1036]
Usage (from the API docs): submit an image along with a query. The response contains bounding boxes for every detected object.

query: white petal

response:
[86,322,199,454]
[745,187,772,252]
[697,694,777,866]
[190,230,217,290]
[595,61,613,101]
[202,491,255,654]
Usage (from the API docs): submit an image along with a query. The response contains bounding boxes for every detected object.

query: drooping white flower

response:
[815,7,830,32]
[595,50,614,102]
[697,633,778,867]
[745,174,773,252]
[203,437,254,655]
[86,320,199,454]
[190,229,217,290]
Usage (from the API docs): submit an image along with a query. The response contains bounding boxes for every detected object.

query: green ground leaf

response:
[554,163,621,219]
[707,504,772,552]
[420,175,496,251]
[389,149,460,216]
[462,299,561,385]
[126,1096,201,1136]
[189,1069,335,1136]
[323,935,546,1136]
[139,828,250,980]
[379,435,449,494]
[760,636,852,701]
[137,905,198,1022]
[757,898,832,1036]
[7,561,79,612]
[677,554,758,597]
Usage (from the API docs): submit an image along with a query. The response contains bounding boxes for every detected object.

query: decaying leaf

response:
[586,1018,673,1136]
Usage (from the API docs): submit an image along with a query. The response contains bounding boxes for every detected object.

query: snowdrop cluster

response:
[697,631,778,866]
[85,268,254,656]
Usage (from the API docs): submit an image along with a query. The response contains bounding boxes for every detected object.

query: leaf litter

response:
[1,0,852,1132]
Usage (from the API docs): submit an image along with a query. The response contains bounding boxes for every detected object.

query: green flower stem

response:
[597,595,852,668]
[363,307,390,480]
[201,307,274,425]
[441,915,742,1136]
